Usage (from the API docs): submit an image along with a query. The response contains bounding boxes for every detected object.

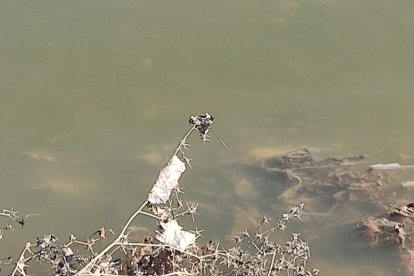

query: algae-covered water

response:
[1,0,414,274]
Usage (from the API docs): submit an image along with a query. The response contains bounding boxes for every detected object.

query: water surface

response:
[1,1,414,274]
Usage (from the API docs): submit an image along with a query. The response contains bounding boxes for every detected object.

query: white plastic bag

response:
[155,220,195,251]
[370,163,414,170]
[148,155,186,204]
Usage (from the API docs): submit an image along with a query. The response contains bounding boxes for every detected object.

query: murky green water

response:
[1,0,414,274]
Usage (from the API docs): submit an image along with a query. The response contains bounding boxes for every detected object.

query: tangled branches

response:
[6,113,317,275]
[0,208,27,240]
[219,203,318,276]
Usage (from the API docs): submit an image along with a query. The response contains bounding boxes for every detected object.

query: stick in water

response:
[211,128,229,151]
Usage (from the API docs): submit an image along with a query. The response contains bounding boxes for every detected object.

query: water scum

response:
[3,114,414,275]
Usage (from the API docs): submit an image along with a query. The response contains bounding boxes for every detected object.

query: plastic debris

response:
[148,155,186,204]
[402,181,414,188]
[62,246,74,262]
[189,113,215,142]
[370,163,414,170]
[189,112,229,150]
[155,220,195,251]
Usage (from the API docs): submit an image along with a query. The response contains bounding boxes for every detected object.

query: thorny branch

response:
[0,208,26,240]
[6,113,317,275]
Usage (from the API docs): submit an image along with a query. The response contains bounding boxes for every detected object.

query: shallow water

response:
[1,0,414,274]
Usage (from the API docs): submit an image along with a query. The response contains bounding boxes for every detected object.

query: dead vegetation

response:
[0,208,28,240]
[6,119,414,274]
[1,114,318,276]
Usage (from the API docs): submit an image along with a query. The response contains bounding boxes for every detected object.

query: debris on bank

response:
[254,148,414,273]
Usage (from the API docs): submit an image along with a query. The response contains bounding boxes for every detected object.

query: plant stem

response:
[173,126,196,157]
[76,201,147,275]
[77,125,197,275]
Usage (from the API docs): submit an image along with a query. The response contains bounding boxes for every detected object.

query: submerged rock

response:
[257,148,397,217]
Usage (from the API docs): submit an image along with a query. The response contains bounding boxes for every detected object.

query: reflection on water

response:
[1,0,414,274]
